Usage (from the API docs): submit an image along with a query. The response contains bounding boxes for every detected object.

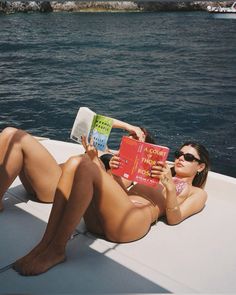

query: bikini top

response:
[173,177,188,196]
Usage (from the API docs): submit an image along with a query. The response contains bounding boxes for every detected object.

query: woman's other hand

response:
[128,126,145,142]
[109,154,121,170]
[151,162,175,191]
[81,135,98,161]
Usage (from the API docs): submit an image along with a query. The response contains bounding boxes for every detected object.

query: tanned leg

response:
[0,127,61,211]
[13,156,84,272]
[15,155,153,276]
[14,155,93,275]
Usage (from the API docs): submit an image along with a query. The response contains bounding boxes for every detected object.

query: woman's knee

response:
[1,127,19,139]
[65,155,82,168]
[75,156,100,182]
[63,155,100,190]
[0,127,28,144]
[63,155,90,174]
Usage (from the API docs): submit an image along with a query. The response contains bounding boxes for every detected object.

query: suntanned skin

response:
[0,127,207,276]
[0,120,144,211]
[0,127,62,211]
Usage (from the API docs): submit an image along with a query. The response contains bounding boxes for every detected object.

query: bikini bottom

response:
[130,194,159,225]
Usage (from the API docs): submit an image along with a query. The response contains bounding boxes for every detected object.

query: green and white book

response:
[70,107,113,151]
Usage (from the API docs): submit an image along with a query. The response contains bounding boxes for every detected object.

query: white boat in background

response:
[1,138,236,293]
[207,1,236,13]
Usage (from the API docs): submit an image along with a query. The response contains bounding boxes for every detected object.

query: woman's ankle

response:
[40,236,54,248]
[48,240,66,256]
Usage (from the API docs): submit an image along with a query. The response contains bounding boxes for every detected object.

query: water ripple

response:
[0,12,236,177]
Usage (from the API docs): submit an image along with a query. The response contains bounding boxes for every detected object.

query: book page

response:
[70,107,95,143]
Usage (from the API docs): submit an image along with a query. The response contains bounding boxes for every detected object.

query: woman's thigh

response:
[20,134,62,202]
[91,169,154,242]
[83,201,104,236]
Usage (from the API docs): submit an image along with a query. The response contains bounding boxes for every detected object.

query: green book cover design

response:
[90,114,113,151]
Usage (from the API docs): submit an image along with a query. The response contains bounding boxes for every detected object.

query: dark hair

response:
[140,127,156,144]
[99,153,113,170]
[172,141,210,188]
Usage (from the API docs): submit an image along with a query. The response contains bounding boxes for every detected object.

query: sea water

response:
[0,11,235,177]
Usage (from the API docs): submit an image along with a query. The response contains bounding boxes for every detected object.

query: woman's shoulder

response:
[190,185,208,201]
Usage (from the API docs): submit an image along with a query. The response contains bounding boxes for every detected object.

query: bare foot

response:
[16,246,66,276]
[13,242,48,272]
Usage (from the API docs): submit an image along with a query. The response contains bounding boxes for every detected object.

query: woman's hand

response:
[109,154,121,170]
[128,126,145,142]
[81,135,98,161]
[151,162,175,191]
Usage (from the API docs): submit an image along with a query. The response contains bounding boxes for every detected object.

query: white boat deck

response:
[1,139,236,294]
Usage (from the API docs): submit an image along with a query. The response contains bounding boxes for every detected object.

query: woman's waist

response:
[128,186,166,215]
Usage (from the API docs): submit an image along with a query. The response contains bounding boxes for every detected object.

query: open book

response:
[70,107,113,151]
[112,136,170,187]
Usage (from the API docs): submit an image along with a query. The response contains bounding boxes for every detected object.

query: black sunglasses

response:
[174,150,202,163]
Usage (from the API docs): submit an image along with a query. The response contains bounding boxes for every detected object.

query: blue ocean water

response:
[0,11,235,177]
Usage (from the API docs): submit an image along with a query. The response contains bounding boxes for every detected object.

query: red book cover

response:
[112,136,169,187]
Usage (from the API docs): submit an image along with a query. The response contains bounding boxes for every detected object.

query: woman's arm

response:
[170,189,207,224]
[151,162,207,225]
[153,163,182,224]
[112,118,145,141]
[164,185,207,225]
